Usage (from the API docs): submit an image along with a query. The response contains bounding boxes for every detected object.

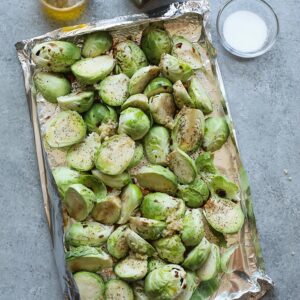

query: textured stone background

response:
[0,0,299,299]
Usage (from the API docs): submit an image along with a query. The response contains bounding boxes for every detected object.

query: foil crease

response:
[15,1,273,299]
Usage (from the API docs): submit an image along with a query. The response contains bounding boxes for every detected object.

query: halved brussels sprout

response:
[80,175,107,201]
[57,91,94,113]
[107,225,129,259]
[64,184,95,221]
[171,36,203,69]
[197,244,221,281]
[67,132,101,171]
[118,184,143,224]
[168,149,197,184]
[203,117,230,152]
[115,257,148,281]
[181,209,205,247]
[188,76,212,115]
[148,258,167,273]
[149,93,176,127]
[144,264,187,299]
[82,31,112,58]
[71,55,115,84]
[95,135,135,175]
[105,279,134,300]
[65,221,114,247]
[135,165,178,195]
[209,175,239,199]
[144,126,170,166]
[153,235,186,264]
[141,26,172,65]
[74,271,105,300]
[66,246,113,273]
[126,229,155,256]
[133,281,150,300]
[118,108,151,140]
[33,72,71,103]
[128,143,144,169]
[195,152,217,174]
[176,272,199,300]
[129,66,161,95]
[144,77,173,98]
[45,110,86,148]
[114,40,148,78]
[98,74,129,106]
[172,107,204,153]
[92,169,131,189]
[32,41,80,72]
[203,197,245,234]
[91,195,121,225]
[160,54,193,83]
[182,238,211,271]
[129,217,166,240]
[173,80,194,109]
[121,94,149,112]
[177,177,210,208]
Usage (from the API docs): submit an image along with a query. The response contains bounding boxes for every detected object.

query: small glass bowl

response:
[217,0,279,58]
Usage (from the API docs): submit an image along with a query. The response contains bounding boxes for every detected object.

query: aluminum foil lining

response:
[16,1,274,299]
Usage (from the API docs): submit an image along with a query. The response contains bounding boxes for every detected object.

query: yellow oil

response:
[40,0,88,21]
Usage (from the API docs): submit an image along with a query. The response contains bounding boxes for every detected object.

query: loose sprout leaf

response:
[221,244,239,273]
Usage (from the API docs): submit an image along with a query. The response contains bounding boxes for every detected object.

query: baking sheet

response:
[16,1,273,299]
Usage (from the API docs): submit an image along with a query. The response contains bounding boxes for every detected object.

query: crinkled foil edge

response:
[15,1,273,299]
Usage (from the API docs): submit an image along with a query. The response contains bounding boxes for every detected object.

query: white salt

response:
[223,10,268,53]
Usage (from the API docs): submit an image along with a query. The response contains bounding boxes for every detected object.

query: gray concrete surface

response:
[0,0,299,299]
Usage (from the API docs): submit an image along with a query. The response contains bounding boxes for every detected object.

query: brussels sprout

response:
[118,108,151,140]
[95,135,135,175]
[115,257,148,281]
[173,80,194,109]
[220,244,239,273]
[148,258,167,273]
[188,76,212,115]
[144,77,173,98]
[67,132,101,171]
[195,152,217,174]
[172,107,204,153]
[203,197,245,234]
[121,94,149,112]
[197,244,221,281]
[91,195,121,225]
[98,74,129,106]
[144,264,187,299]
[203,117,230,152]
[149,93,176,127]
[32,41,80,72]
[168,149,197,184]
[190,278,220,300]
[82,31,112,58]
[65,221,114,247]
[80,175,107,201]
[74,271,105,300]
[135,165,178,195]
[66,246,113,273]
[64,184,95,221]
[114,40,148,78]
[160,54,193,83]
[126,229,156,256]
[129,66,161,95]
[209,175,239,199]
[181,209,204,247]
[133,281,150,300]
[177,178,210,208]
[105,279,134,300]
[92,169,131,189]
[57,91,94,113]
[128,143,144,169]
[118,184,143,224]
[71,55,115,85]
[182,238,211,271]
[107,225,129,259]
[144,126,170,166]
[45,110,86,148]
[153,235,186,264]
[141,26,172,65]
[33,72,71,103]
[129,217,166,240]
[171,36,203,69]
